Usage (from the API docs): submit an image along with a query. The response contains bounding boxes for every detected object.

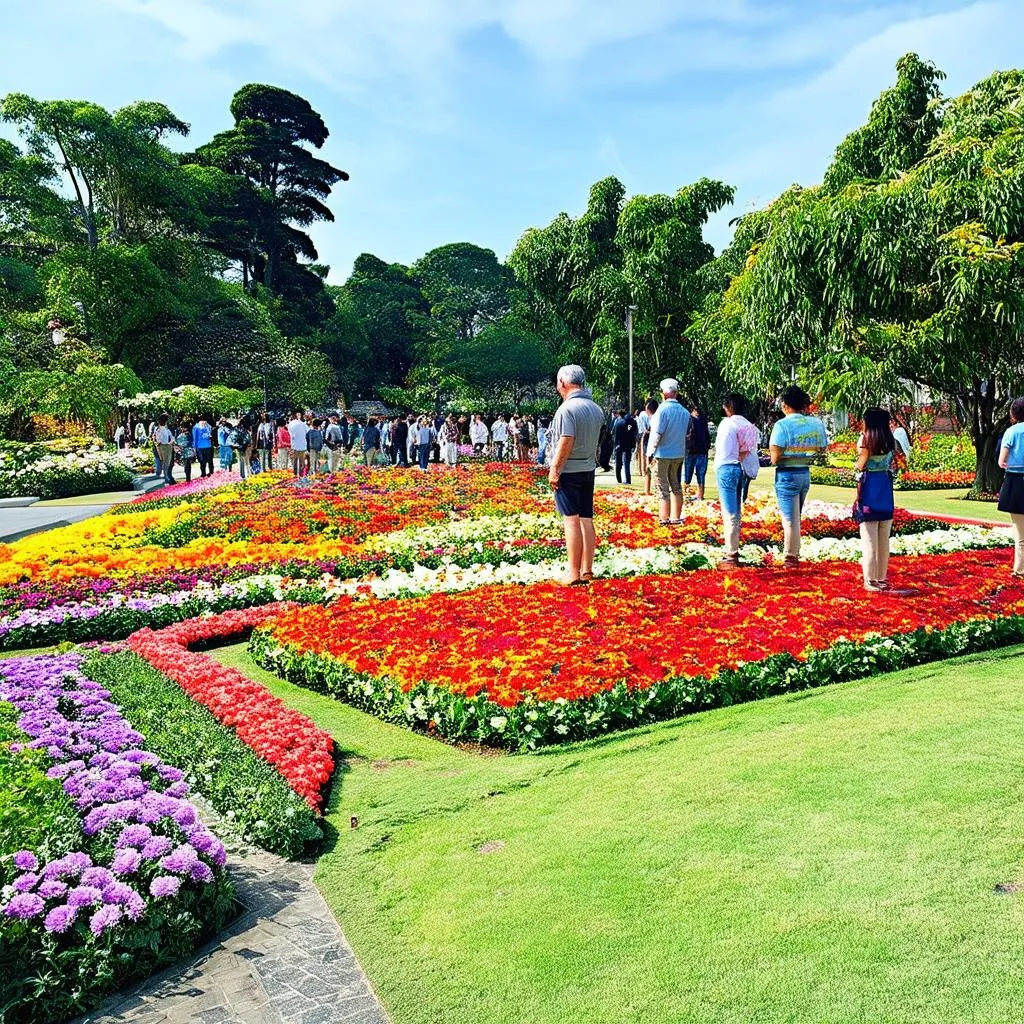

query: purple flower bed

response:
[0,652,234,1022]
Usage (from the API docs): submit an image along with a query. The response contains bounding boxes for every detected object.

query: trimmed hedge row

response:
[81,652,324,859]
[250,615,1024,751]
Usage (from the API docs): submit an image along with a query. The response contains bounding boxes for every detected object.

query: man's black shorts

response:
[554,470,596,518]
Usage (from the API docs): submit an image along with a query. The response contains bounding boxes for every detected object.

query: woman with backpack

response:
[854,408,897,592]
[714,394,760,568]
[229,415,255,480]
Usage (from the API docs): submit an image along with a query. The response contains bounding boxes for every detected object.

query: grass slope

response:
[212,643,1024,1024]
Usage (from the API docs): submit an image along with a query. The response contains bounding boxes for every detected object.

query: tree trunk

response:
[973,429,1004,495]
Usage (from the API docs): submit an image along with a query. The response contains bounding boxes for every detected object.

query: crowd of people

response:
[114,374,1024,591]
[544,365,1024,590]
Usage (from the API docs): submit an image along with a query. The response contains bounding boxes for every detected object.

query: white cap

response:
[660,378,679,394]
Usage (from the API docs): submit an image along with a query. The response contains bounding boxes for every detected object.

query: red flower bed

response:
[127,605,334,809]
[260,550,1024,709]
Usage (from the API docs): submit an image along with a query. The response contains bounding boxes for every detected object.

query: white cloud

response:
[703,0,1024,250]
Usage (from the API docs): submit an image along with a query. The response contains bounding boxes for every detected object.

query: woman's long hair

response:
[861,407,895,456]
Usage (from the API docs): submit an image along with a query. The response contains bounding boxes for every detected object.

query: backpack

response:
[229,427,250,449]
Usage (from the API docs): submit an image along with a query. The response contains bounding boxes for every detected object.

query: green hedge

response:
[250,615,1024,751]
[81,653,323,859]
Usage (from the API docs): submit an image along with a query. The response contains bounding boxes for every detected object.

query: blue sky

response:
[2,0,1022,282]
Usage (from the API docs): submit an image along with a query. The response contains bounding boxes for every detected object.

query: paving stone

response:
[70,838,390,1024]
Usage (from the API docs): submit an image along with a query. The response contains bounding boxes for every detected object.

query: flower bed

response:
[810,465,976,490]
[126,607,336,810]
[0,653,233,1023]
[249,550,1024,749]
[81,651,323,858]
[0,439,146,500]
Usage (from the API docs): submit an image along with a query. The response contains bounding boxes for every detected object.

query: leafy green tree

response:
[338,254,428,391]
[510,175,733,403]
[823,53,945,194]
[694,56,1024,493]
[290,350,337,409]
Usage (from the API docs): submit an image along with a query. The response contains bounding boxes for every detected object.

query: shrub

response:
[81,652,324,859]
[0,440,138,500]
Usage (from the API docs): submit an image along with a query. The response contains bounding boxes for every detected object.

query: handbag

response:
[853,470,895,523]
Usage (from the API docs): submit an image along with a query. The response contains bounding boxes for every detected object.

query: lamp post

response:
[626,305,638,412]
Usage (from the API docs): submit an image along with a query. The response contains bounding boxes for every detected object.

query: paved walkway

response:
[76,844,389,1024]
[0,503,121,543]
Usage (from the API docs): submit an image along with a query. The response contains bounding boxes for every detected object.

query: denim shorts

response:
[554,470,596,518]
[685,454,708,486]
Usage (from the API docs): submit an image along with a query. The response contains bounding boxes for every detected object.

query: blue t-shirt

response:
[770,413,828,468]
[192,423,213,450]
[1000,422,1024,473]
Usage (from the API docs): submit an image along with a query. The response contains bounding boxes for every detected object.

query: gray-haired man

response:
[547,364,605,585]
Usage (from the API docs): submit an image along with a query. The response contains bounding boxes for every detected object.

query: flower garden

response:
[2,462,1022,1020]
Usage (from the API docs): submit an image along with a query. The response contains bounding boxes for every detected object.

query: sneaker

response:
[783,556,800,569]
[719,554,741,569]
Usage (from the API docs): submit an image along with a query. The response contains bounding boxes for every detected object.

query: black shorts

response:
[554,470,596,518]
[998,471,1024,514]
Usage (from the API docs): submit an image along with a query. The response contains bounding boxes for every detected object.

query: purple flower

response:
[43,904,77,934]
[111,848,141,876]
[37,880,68,900]
[81,867,114,889]
[12,873,40,893]
[116,824,153,849]
[159,845,198,875]
[189,861,215,884]
[140,836,173,860]
[89,904,122,935]
[12,850,38,872]
[41,852,92,880]
[66,885,104,909]
[149,875,181,899]
[3,893,45,919]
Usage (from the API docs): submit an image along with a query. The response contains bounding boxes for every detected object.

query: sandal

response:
[565,578,588,587]
[581,572,595,582]
[658,520,671,526]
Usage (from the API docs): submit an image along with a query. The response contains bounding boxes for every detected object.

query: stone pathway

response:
[75,847,389,1024]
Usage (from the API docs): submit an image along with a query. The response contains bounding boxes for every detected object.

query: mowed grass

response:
[212,643,1024,1024]
[594,464,1010,524]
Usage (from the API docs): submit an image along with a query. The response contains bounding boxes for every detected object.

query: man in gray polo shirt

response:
[548,364,605,585]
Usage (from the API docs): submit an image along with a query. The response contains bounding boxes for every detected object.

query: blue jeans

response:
[418,443,431,470]
[716,463,744,554]
[153,450,162,476]
[774,467,811,559]
[614,445,633,484]
[685,454,708,488]
[219,444,231,469]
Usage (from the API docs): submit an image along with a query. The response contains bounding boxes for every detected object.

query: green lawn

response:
[595,466,1009,524]
[213,643,1024,1024]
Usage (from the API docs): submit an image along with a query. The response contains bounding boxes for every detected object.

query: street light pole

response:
[626,305,638,412]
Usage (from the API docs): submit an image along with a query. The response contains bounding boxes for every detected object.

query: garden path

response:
[75,843,389,1024]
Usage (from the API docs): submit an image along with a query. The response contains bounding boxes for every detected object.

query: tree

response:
[509,175,733,402]
[338,254,428,392]
[413,242,514,345]
[693,56,1024,493]
[189,85,348,299]
[290,350,337,409]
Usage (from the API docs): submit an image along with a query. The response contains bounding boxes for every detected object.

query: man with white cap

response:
[646,378,691,525]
